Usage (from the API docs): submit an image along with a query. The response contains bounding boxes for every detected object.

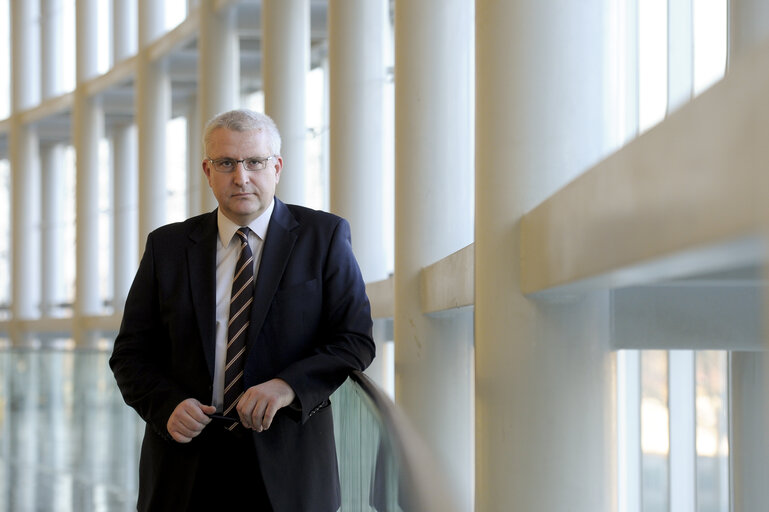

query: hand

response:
[236,378,296,432]
[167,398,216,443]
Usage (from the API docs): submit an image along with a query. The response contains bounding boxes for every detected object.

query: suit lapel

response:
[187,211,219,378]
[248,199,298,351]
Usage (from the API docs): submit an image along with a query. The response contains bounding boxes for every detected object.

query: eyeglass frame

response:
[205,155,278,173]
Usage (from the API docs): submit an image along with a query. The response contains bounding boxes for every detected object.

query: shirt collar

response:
[216,199,275,246]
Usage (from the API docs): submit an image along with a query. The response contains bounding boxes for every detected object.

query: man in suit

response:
[109,109,375,511]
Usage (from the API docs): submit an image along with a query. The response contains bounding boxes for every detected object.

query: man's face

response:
[203,128,282,226]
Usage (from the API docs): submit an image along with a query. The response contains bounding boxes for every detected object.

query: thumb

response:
[200,404,216,414]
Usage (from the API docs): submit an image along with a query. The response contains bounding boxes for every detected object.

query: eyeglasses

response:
[206,155,277,173]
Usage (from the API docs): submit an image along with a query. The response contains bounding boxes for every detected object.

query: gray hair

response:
[203,109,282,155]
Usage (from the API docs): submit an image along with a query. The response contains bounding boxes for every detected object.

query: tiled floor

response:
[0,350,144,512]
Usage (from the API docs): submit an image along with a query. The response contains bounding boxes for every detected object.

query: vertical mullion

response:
[669,350,697,512]
[619,349,642,512]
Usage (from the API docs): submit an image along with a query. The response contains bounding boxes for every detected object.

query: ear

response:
[273,156,283,183]
[202,159,213,183]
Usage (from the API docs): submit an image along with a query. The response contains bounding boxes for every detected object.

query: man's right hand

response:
[167,398,216,443]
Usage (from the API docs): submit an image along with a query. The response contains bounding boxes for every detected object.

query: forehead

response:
[207,128,269,154]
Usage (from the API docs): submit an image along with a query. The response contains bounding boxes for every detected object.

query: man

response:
[110,109,375,511]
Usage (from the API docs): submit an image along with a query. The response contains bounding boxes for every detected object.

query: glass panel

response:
[693,0,727,94]
[165,0,188,32]
[696,351,729,512]
[641,350,669,512]
[167,117,188,223]
[306,66,328,211]
[0,347,144,511]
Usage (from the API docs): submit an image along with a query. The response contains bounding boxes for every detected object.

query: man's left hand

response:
[236,378,296,432]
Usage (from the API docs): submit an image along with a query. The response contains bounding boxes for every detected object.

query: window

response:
[618,2,729,511]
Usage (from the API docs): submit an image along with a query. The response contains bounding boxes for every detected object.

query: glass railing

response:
[333,371,460,512]
[0,349,457,511]
[0,348,143,512]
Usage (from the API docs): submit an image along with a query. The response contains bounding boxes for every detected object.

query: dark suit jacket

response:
[109,199,375,511]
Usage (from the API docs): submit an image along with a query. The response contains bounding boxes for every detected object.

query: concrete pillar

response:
[73,0,104,341]
[393,0,475,509]
[40,0,63,99]
[40,143,66,316]
[328,0,389,389]
[10,127,41,324]
[137,0,170,242]
[263,0,308,205]
[113,0,138,62]
[112,124,138,310]
[10,0,42,343]
[727,3,769,509]
[11,0,40,109]
[728,0,769,65]
[327,0,387,283]
[197,0,239,214]
[475,2,615,511]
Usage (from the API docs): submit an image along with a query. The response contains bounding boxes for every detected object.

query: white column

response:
[113,0,138,62]
[393,0,475,509]
[9,0,42,345]
[475,2,615,511]
[328,0,389,389]
[40,143,66,316]
[112,124,138,310]
[40,0,63,99]
[11,0,40,109]
[263,0,308,205]
[728,2,769,509]
[327,0,387,283]
[197,0,239,214]
[729,0,769,64]
[10,128,41,324]
[39,0,65,321]
[73,0,104,342]
[137,0,170,242]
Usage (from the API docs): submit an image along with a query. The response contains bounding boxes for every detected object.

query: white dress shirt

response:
[211,200,274,412]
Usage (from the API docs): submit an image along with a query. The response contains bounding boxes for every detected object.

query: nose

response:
[232,162,250,185]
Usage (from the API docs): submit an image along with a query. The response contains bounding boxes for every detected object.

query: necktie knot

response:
[236,227,250,244]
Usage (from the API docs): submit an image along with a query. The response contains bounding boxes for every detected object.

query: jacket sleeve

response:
[276,217,376,424]
[109,233,189,441]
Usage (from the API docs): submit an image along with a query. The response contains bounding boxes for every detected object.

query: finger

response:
[173,416,204,438]
[262,402,279,430]
[186,406,213,426]
[251,400,268,432]
[237,394,258,429]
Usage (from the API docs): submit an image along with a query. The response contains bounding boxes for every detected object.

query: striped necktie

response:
[222,227,254,429]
